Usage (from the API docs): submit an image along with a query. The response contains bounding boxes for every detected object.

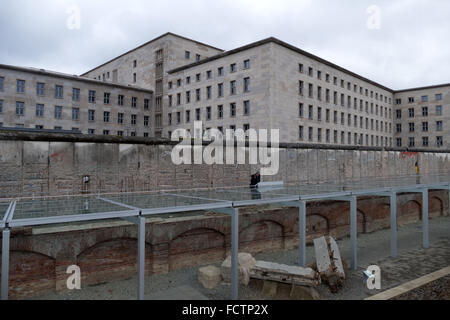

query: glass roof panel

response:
[12,196,131,221]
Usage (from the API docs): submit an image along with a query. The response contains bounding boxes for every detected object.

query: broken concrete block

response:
[198,266,222,289]
[249,261,321,286]
[290,285,321,300]
[221,253,257,286]
[314,236,345,293]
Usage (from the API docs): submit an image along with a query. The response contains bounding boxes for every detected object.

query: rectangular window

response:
[118,113,124,124]
[436,105,443,116]
[437,136,443,147]
[409,123,415,132]
[308,67,313,77]
[244,59,250,69]
[132,97,137,108]
[206,107,212,120]
[144,99,150,110]
[207,86,212,100]
[308,105,313,120]
[104,92,110,104]
[244,78,250,92]
[118,95,124,106]
[177,112,181,124]
[196,88,201,101]
[299,64,304,73]
[396,124,402,133]
[177,93,181,105]
[54,106,62,119]
[436,93,443,101]
[103,130,110,136]
[89,90,96,103]
[186,91,191,104]
[16,102,25,115]
[308,127,313,141]
[422,137,429,147]
[244,100,250,116]
[422,107,428,116]
[230,103,236,117]
[36,104,44,117]
[396,109,402,119]
[196,54,201,62]
[230,81,236,95]
[230,63,236,73]
[409,108,414,118]
[299,81,304,96]
[0,100,2,113]
[185,51,190,59]
[299,103,304,118]
[36,83,45,96]
[409,137,415,147]
[131,114,137,125]
[196,108,201,121]
[0,77,4,91]
[88,110,95,121]
[133,73,137,83]
[317,107,322,121]
[55,85,63,99]
[396,138,402,147]
[185,77,190,85]
[436,121,443,131]
[72,107,79,121]
[218,83,223,97]
[196,73,201,82]
[104,111,110,123]
[16,80,25,93]
[422,122,428,132]
[421,95,428,102]
[299,126,304,140]
[186,110,191,123]
[408,97,415,103]
[218,67,224,76]
[308,83,313,98]
[117,131,124,137]
[207,71,212,79]
[72,88,80,101]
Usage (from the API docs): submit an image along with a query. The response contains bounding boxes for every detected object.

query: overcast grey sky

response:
[0,0,449,90]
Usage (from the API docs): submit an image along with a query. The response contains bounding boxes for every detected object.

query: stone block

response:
[198,266,222,289]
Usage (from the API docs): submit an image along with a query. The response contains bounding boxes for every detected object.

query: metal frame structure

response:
[0,174,449,301]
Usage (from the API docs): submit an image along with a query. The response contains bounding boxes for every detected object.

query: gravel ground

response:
[33,216,450,300]
[392,276,450,300]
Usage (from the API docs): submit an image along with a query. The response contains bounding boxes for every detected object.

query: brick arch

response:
[429,196,444,218]
[357,209,367,234]
[6,250,55,299]
[399,200,421,225]
[77,238,152,287]
[239,220,284,254]
[168,228,226,271]
[306,213,329,240]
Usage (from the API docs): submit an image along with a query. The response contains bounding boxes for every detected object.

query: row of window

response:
[396,122,444,133]
[395,106,443,119]
[299,103,392,134]
[169,78,251,106]
[168,124,251,139]
[298,81,392,119]
[396,137,444,148]
[395,94,443,105]
[0,77,151,108]
[298,64,392,104]
[168,101,251,125]
[0,101,150,126]
[298,125,391,147]
[169,60,251,89]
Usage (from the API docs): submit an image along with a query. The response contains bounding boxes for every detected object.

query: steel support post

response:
[137,216,146,300]
[350,196,357,270]
[390,192,398,258]
[422,189,429,249]
[231,208,239,301]
[298,201,306,267]
[1,228,10,300]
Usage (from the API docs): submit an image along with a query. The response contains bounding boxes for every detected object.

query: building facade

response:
[0,65,153,136]
[1,32,449,147]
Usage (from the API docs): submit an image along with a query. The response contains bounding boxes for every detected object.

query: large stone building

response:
[1,32,449,147]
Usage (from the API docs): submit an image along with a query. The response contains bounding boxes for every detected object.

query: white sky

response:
[0,0,449,90]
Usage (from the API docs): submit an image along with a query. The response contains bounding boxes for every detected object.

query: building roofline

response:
[0,63,153,94]
[168,37,395,93]
[80,32,224,76]
[394,83,450,93]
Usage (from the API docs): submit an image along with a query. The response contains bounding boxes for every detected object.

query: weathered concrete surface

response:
[198,266,222,289]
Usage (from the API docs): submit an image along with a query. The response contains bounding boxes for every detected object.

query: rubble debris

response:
[290,285,321,300]
[314,236,346,293]
[198,266,222,289]
[221,253,257,286]
[249,261,321,287]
